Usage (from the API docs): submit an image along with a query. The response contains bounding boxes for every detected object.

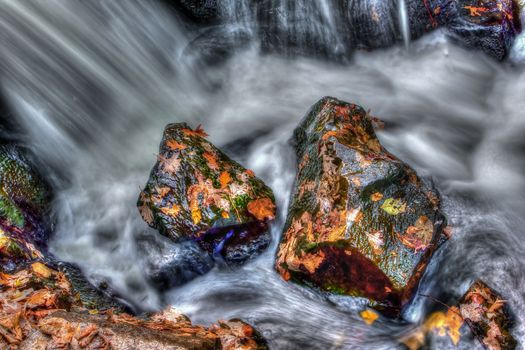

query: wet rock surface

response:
[176,0,521,60]
[138,123,276,265]
[401,280,516,349]
[276,97,447,313]
[0,145,50,249]
[458,280,516,349]
[430,0,522,60]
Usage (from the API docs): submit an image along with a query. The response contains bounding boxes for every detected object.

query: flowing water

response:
[1,1,525,349]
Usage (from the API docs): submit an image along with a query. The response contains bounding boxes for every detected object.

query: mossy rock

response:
[0,145,50,244]
[276,97,447,314]
[138,123,276,264]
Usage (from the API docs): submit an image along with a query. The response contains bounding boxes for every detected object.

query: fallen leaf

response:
[380,198,407,215]
[203,152,219,171]
[182,124,208,138]
[247,198,276,221]
[219,171,232,189]
[191,205,202,225]
[138,204,154,225]
[370,192,383,202]
[360,309,379,325]
[160,204,180,217]
[165,139,187,151]
[31,262,53,279]
[398,216,433,252]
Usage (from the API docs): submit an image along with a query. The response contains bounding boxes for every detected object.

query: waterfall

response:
[398,0,411,48]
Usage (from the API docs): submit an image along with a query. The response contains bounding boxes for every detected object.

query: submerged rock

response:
[458,280,516,349]
[138,123,276,265]
[276,97,447,313]
[401,280,516,349]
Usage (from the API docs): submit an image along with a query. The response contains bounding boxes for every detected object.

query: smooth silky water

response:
[1,1,525,349]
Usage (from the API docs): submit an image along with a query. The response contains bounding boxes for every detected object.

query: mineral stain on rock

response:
[276,96,447,313]
[138,123,276,264]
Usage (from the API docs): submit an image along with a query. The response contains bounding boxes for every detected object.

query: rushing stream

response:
[1,1,525,349]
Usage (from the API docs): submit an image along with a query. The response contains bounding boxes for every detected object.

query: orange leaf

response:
[166,139,187,151]
[182,124,208,138]
[247,198,276,221]
[219,171,232,189]
[160,204,180,217]
[203,152,219,171]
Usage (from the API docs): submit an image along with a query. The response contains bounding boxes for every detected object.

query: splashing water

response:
[1,1,525,349]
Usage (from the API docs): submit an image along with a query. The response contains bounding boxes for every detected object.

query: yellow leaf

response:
[221,211,230,219]
[360,309,379,325]
[191,205,202,225]
[31,262,53,278]
[219,171,232,189]
[380,198,407,215]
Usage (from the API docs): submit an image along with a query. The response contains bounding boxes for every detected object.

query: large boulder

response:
[276,97,447,313]
[138,123,276,265]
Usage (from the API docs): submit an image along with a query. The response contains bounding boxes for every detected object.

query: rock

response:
[0,235,267,349]
[137,233,214,290]
[401,280,516,349]
[168,0,219,22]
[276,97,447,313]
[0,145,50,247]
[431,0,522,60]
[458,280,516,349]
[138,123,276,265]
[174,0,521,61]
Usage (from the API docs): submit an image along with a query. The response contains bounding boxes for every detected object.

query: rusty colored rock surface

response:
[138,123,276,264]
[276,96,447,312]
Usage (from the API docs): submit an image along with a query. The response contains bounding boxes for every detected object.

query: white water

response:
[1,1,525,349]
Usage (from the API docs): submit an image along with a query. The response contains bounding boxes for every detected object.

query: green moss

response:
[232,194,250,210]
[0,196,25,227]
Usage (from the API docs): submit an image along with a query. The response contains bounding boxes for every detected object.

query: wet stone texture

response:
[138,123,276,265]
[429,0,522,60]
[276,96,447,313]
